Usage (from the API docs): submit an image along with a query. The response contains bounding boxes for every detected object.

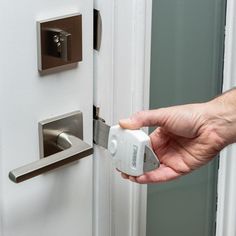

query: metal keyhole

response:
[53,34,62,55]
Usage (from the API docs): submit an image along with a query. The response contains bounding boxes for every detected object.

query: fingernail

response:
[119,118,131,124]
[119,119,133,128]
[121,173,129,179]
[129,177,137,183]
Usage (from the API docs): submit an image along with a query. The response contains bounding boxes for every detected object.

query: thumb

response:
[119,109,167,130]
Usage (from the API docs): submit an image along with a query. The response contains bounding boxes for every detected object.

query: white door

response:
[0,0,153,235]
[0,1,93,236]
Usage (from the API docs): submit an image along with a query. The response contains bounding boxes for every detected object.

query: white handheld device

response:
[94,120,160,176]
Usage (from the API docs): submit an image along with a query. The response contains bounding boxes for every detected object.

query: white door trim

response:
[93,0,152,235]
[216,0,236,235]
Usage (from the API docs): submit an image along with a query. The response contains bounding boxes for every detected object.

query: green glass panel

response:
[147,0,226,236]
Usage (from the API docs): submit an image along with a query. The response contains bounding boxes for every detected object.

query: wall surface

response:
[147,0,226,235]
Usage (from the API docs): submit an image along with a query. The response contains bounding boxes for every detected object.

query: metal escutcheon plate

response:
[39,111,83,158]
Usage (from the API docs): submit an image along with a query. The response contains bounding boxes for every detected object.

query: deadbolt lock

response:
[45,28,72,62]
[37,13,83,72]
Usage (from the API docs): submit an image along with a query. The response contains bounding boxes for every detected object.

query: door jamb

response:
[93,0,152,235]
[216,0,236,235]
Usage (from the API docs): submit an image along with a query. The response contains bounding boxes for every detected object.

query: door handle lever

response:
[9,133,93,183]
[9,111,93,183]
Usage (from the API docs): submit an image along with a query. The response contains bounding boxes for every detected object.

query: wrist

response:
[205,89,236,146]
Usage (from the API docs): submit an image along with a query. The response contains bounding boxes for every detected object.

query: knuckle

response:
[131,111,145,125]
[174,161,191,174]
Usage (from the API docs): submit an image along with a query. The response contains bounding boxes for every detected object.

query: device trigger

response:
[143,146,160,173]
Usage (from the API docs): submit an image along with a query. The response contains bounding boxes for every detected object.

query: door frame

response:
[94,0,236,235]
[216,0,236,235]
[93,0,152,235]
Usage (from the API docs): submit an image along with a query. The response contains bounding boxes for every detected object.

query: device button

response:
[109,139,118,155]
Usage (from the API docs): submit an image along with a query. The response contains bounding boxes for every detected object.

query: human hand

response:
[119,99,232,184]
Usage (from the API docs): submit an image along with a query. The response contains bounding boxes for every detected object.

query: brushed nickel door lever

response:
[9,111,93,183]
